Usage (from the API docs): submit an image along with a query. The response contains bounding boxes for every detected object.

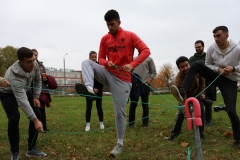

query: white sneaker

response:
[85,126,90,131]
[100,124,104,130]
[109,143,123,157]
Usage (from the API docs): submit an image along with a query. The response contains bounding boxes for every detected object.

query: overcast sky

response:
[1,0,240,72]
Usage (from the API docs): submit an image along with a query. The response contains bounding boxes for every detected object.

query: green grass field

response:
[0,93,240,160]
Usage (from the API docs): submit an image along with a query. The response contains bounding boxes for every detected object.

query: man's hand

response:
[33,98,41,108]
[42,77,47,82]
[0,78,10,87]
[200,94,205,100]
[32,118,44,132]
[93,88,99,93]
[122,64,133,72]
[108,61,115,68]
[224,66,234,75]
[218,66,234,76]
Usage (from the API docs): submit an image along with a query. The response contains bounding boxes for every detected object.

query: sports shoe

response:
[85,126,90,131]
[232,141,240,149]
[171,85,185,105]
[26,147,47,158]
[109,143,123,157]
[11,152,20,160]
[100,124,104,130]
[167,134,179,141]
[205,121,212,126]
[200,132,204,139]
[75,83,97,101]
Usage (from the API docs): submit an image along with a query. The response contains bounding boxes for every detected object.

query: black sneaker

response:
[167,134,178,141]
[129,124,134,128]
[11,152,20,160]
[232,141,240,148]
[200,132,204,139]
[75,83,97,101]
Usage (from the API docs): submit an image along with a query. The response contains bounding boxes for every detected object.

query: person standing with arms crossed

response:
[76,9,150,157]
[85,51,104,131]
[129,55,156,128]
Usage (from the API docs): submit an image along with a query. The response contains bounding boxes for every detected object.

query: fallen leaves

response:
[181,142,189,147]
[224,131,233,137]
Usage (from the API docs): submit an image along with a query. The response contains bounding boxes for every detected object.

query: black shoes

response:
[167,132,204,141]
[232,141,240,148]
[167,134,179,141]
[200,132,204,139]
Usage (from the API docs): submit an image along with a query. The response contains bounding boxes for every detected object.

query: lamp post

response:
[63,53,68,92]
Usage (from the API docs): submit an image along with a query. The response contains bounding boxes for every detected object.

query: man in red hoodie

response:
[77,9,150,157]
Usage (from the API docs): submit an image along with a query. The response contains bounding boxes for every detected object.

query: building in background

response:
[46,67,82,93]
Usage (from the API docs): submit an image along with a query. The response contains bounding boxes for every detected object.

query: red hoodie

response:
[98,28,150,82]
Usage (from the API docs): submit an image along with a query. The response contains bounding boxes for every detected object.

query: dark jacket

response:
[130,73,144,99]
[175,71,205,99]
[189,52,206,64]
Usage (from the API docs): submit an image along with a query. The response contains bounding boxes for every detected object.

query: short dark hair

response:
[104,9,120,22]
[89,51,97,57]
[213,26,228,34]
[31,49,38,53]
[195,40,204,47]
[17,47,33,61]
[176,56,189,68]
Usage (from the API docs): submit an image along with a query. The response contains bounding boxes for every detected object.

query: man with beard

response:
[173,26,240,148]
[189,40,216,126]
[167,56,205,141]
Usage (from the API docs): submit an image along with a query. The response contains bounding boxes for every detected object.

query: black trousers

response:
[181,62,240,141]
[171,97,205,135]
[129,84,150,126]
[204,79,216,123]
[0,91,41,153]
[40,108,47,130]
[85,90,103,122]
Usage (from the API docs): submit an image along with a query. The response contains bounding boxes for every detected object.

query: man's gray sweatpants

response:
[82,60,132,139]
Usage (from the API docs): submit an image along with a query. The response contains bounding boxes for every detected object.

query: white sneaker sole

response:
[171,85,184,105]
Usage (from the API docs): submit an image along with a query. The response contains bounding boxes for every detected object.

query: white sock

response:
[100,122,104,125]
[86,122,90,127]
[86,85,93,91]
[117,139,123,146]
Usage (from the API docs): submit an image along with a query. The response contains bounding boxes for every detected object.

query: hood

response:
[213,39,238,55]
[10,61,37,79]
[193,52,206,57]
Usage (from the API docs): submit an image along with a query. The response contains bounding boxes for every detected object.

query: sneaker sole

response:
[75,83,97,101]
[171,85,184,105]
[25,154,47,158]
